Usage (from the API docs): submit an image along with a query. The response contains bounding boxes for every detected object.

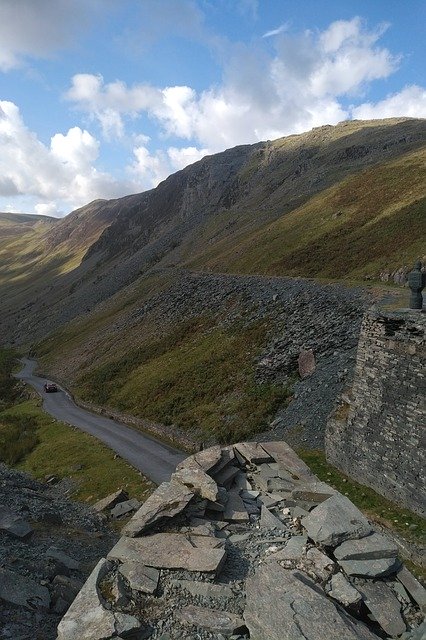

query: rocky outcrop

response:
[56,442,425,640]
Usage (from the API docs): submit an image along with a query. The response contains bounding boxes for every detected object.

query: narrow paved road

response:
[16,358,186,484]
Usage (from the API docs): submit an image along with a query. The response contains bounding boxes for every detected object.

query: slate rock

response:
[327,573,362,607]
[259,505,287,530]
[0,504,33,539]
[245,563,378,639]
[339,556,400,578]
[172,461,219,502]
[57,559,141,640]
[110,498,140,518]
[108,533,226,573]
[358,580,406,637]
[176,445,222,474]
[271,535,308,561]
[396,565,426,612]
[260,441,314,482]
[334,533,398,561]
[45,547,81,571]
[291,482,336,505]
[119,562,159,594]
[302,493,373,547]
[92,489,128,513]
[0,567,50,611]
[305,547,335,580]
[122,481,193,537]
[177,605,246,635]
[234,442,273,465]
[224,491,249,522]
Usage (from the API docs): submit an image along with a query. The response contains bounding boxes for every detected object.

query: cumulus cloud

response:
[0,100,127,214]
[65,17,404,154]
[129,145,208,188]
[0,0,101,71]
[352,85,426,119]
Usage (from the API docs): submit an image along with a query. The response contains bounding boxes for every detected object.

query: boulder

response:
[0,504,33,539]
[0,568,50,611]
[122,481,193,537]
[305,547,335,580]
[108,533,226,574]
[57,559,140,640]
[302,493,373,547]
[177,605,246,635]
[245,563,378,640]
[358,580,406,637]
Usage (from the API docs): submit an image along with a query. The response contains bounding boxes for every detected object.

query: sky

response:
[0,0,425,218]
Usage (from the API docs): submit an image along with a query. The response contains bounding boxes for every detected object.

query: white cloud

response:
[129,145,209,189]
[34,202,62,217]
[0,0,101,71]
[0,100,127,213]
[65,17,406,154]
[263,24,289,38]
[351,85,426,119]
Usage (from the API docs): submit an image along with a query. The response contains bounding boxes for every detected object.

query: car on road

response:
[44,382,58,393]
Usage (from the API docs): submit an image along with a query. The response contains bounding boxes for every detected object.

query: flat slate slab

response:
[177,605,246,635]
[119,562,159,594]
[92,489,128,513]
[271,535,308,561]
[260,441,314,482]
[173,580,234,600]
[46,546,81,571]
[122,481,194,537]
[234,442,273,465]
[327,573,362,607]
[224,491,249,522]
[0,568,50,611]
[245,563,378,640]
[338,556,400,578]
[259,505,287,530]
[396,565,426,612]
[110,498,140,518]
[0,505,33,539]
[334,533,398,561]
[302,493,373,547]
[358,580,406,637]
[108,533,226,573]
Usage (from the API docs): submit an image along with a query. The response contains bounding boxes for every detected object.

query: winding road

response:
[16,358,186,484]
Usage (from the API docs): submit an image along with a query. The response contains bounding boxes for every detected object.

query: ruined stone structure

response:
[326,309,425,517]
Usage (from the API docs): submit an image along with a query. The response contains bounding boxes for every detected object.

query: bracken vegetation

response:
[77,317,293,444]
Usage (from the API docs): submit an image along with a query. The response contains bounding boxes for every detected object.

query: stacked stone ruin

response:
[56,441,426,640]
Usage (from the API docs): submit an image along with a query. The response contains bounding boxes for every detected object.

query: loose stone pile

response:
[57,442,426,640]
[0,464,117,640]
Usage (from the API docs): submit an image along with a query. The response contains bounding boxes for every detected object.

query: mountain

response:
[1,117,425,446]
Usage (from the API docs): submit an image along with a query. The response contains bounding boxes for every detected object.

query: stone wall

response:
[326,309,425,516]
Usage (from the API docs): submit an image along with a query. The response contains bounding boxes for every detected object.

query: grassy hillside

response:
[187,147,426,278]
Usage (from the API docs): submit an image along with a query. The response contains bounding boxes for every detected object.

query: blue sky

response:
[0,0,424,217]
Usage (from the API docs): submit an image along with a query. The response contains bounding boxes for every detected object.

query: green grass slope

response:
[187,147,426,278]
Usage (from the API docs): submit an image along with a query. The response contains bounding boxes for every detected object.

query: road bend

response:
[15,358,186,484]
